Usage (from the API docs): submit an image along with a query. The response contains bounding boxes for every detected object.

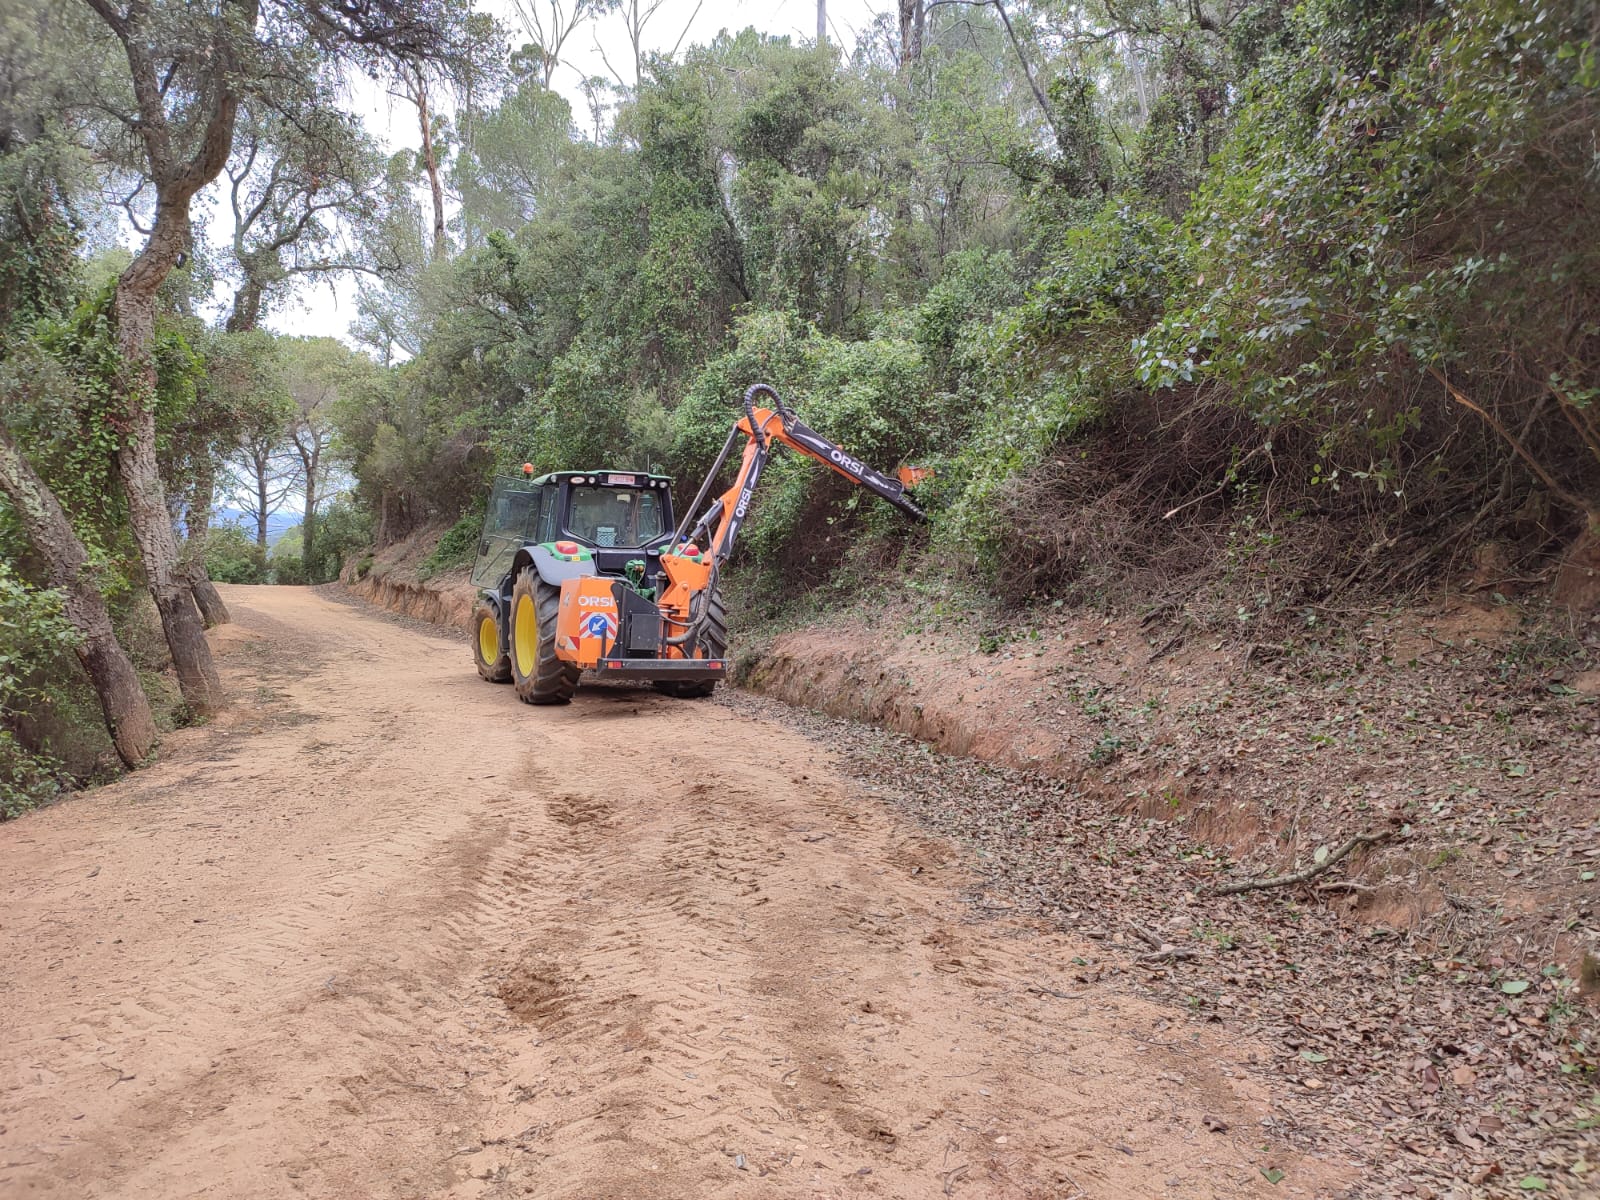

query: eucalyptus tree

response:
[606,0,702,90]
[511,0,615,89]
[899,0,926,63]
[75,0,468,716]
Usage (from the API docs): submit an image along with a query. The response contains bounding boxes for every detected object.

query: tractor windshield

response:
[567,486,665,548]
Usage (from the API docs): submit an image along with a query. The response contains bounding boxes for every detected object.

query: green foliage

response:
[269,527,307,584]
[419,502,485,578]
[1138,0,1599,467]
[309,498,375,582]
[934,199,1179,563]
[204,523,268,584]
[0,564,80,817]
[17,286,127,536]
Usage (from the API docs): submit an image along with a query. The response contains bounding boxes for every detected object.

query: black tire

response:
[655,589,726,699]
[509,568,579,705]
[472,599,511,683]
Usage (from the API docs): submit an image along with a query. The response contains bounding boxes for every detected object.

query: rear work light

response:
[554,540,581,555]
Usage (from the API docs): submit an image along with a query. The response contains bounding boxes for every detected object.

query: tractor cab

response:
[470,469,677,591]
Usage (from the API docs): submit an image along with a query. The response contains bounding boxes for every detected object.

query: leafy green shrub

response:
[204,522,267,584]
[934,200,1178,574]
[419,501,485,578]
[269,527,307,585]
[0,565,80,818]
[312,498,375,583]
[1136,0,1599,503]
[913,249,1023,383]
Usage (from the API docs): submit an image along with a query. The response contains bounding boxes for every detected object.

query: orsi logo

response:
[578,595,615,607]
[829,448,864,475]
[734,486,754,518]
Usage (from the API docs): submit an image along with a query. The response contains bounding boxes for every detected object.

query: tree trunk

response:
[898,0,923,64]
[253,451,271,548]
[301,449,318,582]
[226,276,264,334]
[0,426,159,767]
[414,68,448,259]
[188,564,230,627]
[184,459,231,627]
[113,211,226,717]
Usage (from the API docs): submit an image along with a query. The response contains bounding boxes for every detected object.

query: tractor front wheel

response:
[509,569,579,705]
[473,599,511,683]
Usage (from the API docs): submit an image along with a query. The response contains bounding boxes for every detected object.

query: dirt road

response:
[1,586,1347,1199]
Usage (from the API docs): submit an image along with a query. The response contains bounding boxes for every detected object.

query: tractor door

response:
[471,477,543,588]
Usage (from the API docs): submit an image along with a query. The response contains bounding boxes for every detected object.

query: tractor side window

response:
[504,490,536,537]
[473,478,540,588]
[567,487,663,548]
[484,479,537,538]
[536,486,558,542]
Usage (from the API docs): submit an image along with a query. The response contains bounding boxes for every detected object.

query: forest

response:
[1,0,1596,813]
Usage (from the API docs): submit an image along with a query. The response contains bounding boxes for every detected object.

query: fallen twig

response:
[1127,921,1165,950]
[1025,984,1085,1000]
[1147,633,1183,662]
[1138,947,1199,963]
[1206,830,1392,897]
[1127,921,1198,963]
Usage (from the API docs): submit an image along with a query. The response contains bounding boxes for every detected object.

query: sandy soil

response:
[1,585,1350,1199]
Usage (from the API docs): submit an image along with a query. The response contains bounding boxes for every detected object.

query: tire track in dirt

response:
[1,586,1351,1199]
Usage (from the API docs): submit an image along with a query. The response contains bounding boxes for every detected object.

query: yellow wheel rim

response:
[513,593,539,678]
[478,614,499,665]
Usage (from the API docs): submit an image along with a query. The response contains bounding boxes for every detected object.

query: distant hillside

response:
[215,509,299,548]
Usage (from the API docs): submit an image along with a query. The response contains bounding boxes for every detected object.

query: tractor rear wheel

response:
[472,599,511,683]
[509,569,579,705]
[656,589,726,699]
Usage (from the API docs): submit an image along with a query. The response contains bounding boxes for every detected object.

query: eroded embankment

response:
[341,525,477,630]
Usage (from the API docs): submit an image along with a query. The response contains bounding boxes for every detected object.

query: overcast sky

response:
[255,0,887,341]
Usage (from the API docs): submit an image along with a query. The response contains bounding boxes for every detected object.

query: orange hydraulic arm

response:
[655,383,927,655]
